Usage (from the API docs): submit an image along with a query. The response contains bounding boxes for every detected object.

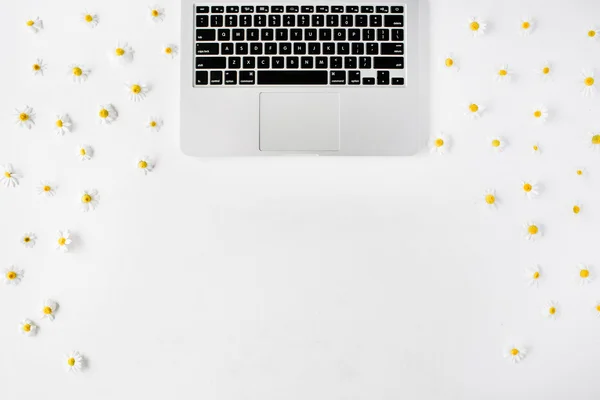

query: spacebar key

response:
[257,71,328,85]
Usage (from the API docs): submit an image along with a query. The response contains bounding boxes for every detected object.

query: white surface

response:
[2,0,600,399]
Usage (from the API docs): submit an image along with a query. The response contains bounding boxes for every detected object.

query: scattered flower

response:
[56,230,72,252]
[37,181,56,197]
[490,137,507,152]
[1,164,20,188]
[468,17,486,37]
[81,11,99,28]
[587,27,599,40]
[483,189,497,210]
[532,143,541,155]
[532,105,548,123]
[110,41,135,65]
[581,70,596,96]
[536,61,552,82]
[137,156,155,175]
[65,351,84,373]
[149,5,166,23]
[31,59,47,76]
[21,232,37,248]
[442,53,459,71]
[69,64,90,84]
[4,266,24,286]
[595,302,600,317]
[19,319,38,337]
[543,301,559,320]
[14,106,35,129]
[521,180,539,199]
[495,64,512,82]
[572,202,583,215]
[526,265,542,287]
[125,82,150,102]
[26,17,43,33]
[465,102,485,119]
[163,44,179,59]
[588,132,600,151]
[98,104,118,124]
[576,167,585,177]
[430,132,449,154]
[504,345,526,364]
[520,17,535,36]
[523,222,541,241]
[577,264,592,285]
[41,299,58,321]
[54,114,72,136]
[80,189,99,212]
[146,116,163,132]
[78,145,93,161]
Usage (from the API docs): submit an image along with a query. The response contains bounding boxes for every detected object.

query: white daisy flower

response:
[536,61,552,82]
[525,265,542,287]
[26,17,43,33]
[125,82,150,102]
[483,189,497,210]
[430,132,449,154]
[521,180,539,199]
[490,137,507,152]
[19,319,38,337]
[65,351,85,373]
[82,11,99,28]
[149,6,166,23]
[572,202,583,216]
[543,301,559,320]
[581,70,596,96]
[137,156,155,175]
[68,64,90,84]
[504,345,526,364]
[442,53,459,71]
[4,266,24,286]
[147,116,163,132]
[594,302,600,317]
[80,189,99,212]
[1,164,20,188]
[56,230,72,252]
[21,232,37,248]
[495,64,512,82]
[576,167,586,177]
[98,104,118,124]
[532,105,548,123]
[520,17,534,36]
[163,44,179,59]
[14,106,35,129]
[110,41,135,65]
[532,143,541,155]
[468,17,486,37]
[41,299,58,321]
[54,114,72,136]
[588,132,600,150]
[577,264,592,285]
[523,222,541,241]
[37,181,56,197]
[31,59,47,76]
[78,145,93,161]
[587,27,599,40]
[465,102,485,119]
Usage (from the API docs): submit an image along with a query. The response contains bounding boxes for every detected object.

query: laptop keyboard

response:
[194,4,406,86]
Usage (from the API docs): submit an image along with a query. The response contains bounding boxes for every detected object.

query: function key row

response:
[197,14,404,28]
[196,5,404,14]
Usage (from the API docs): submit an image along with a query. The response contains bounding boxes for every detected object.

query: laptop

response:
[180,0,422,156]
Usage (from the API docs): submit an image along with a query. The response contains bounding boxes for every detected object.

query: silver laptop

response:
[180,0,422,156]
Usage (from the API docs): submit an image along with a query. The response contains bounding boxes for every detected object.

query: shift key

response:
[374,57,404,69]
[196,57,226,69]
[196,29,216,41]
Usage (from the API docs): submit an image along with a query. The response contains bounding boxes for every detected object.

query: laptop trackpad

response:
[259,93,340,152]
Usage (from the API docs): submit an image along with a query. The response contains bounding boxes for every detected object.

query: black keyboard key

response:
[256,6,269,13]
[239,71,255,85]
[271,6,284,13]
[294,43,306,54]
[211,15,223,27]
[316,6,329,13]
[377,71,390,85]
[254,15,266,26]
[283,15,295,26]
[269,15,281,26]
[305,29,317,40]
[210,71,222,85]
[377,29,389,41]
[385,15,404,27]
[308,43,321,54]
[265,43,277,54]
[377,6,389,13]
[352,42,364,54]
[349,29,360,40]
[330,56,342,69]
[391,6,404,13]
[196,15,209,27]
[243,57,255,68]
[272,57,285,68]
[363,28,375,40]
[226,6,239,13]
[276,29,288,40]
[286,56,299,68]
[370,15,382,27]
[301,6,314,13]
[349,71,361,84]
[319,29,332,41]
[279,42,292,54]
[327,15,339,27]
[240,15,252,26]
[381,43,404,55]
[196,6,209,13]
[332,6,344,13]
[291,29,303,40]
[286,6,299,13]
[217,29,230,41]
[258,71,328,85]
[341,15,353,26]
[228,57,241,68]
[367,43,378,54]
[323,42,335,54]
[261,29,274,41]
[195,70,208,85]
[363,77,375,85]
[221,43,234,54]
[392,77,405,85]
[346,6,359,13]
[344,56,357,69]
[225,15,237,27]
[224,71,237,84]
[356,15,367,27]
[359,56,371,69]
[196,57,226,69]
[312,15,324,27]
[392,29,404,41]
[196,29,216,41]
[258,57,270,68]
[232,29,244,40]
[298,15,310,26]
[211,6,224,13]
[334,29,346,40]
[241,6,254,13]
[301,56,313,68]
[330,71,346,84]
[196,43,219,54]
[315,56,328,68]
[374,56,404,69]
[250,43,263,54]
[361,6,374,13]
[337,42,350,54]
[247,29,259,40]
[236,43,248,54]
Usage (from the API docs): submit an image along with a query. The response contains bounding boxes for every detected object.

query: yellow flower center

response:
[165,47,173,54]
[58,237,67,246]
[72,67,83,76]
[542,67,550,74]
[56,120,63,128]
[510,348,519,356]
[522,21,530,29]
[533,145,539,151]
[23,323,31,332]
[580,269,590,278]
[19,113,29,121]
[99,109,109,118]
[573,205,581,214]
[33,64,41,71]
[115,48,125,56]
[585,77,595,86]
[549,307,556,315]
[24,236,31,242]
[469,104,479,113]
[523,183,532,192]
[27,20,35,26]
[43,185,51,192]
[68,358,76,367]
[131,84,142,94]
[498,69,508,76]
[485,194,495,205]
[470,21,480,31]
[85,14,93,22]
[4,172,11,178]
[492,139,501,147]
[138,161,148,169]
[43,306,53,314]
[82,194,92,203]
[528,225,538,235]
[534,110,542,118]
[596,304,600,312]
[577,169,583,175]
[445,58,453,67]
[434,138,444,147]
[79,148,87,156]
[152,9,159,17]
[589,30,597,37]
[150,121,157,127]
[591,134,600,144]
[533,271,540,279]
[6,271,17,280]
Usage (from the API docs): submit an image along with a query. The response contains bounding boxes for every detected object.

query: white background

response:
[2,0,600,399]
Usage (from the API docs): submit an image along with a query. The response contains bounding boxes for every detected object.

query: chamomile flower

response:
[125,82,150,102]
[19,319,37,337]
[80,189,99,212]
[465,102,485,119]
[523,222,541,241]
[572,202,583,215]
[78,145,93,161]
[4,267,24,286]
[146,117,163,132]
[536,62,552,82]
[521,180,539,199]
[483,189,498,210]
[31,59,47,76]
[21,232,37,248]
[65,351,84,373]
[532,105,548,123]
[1,164,20,188]
[543,301,559,319]
[56,230,72,252]
[587,132,600,151]
[504,345,526,364]
[490,137,506,152]
[98,104,118,125]
[14,106,35,129]
[468,17,486,37]
[525,265,542,287]
[430,132,449,154]
[68,64,90,84]
[149,6,166,23]
[495,64,512,82]
[532,143,541,155]
[576,167,586,177]
[520,17,535,35]
[577,264,592,285]
[81,11,99,28]
[581,70,596,96]
[137,156,155,175]
[594,302,600,317]
[442,53,459,71]
[41,299,58,321]
[163,44,179,59]
[587,27,599,40]
[110,41,135,65]
[26,17,43,33]
[37,181,56,197]
[54,114,72,136]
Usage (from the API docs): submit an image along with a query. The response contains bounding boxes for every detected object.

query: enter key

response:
[381,43,404,55]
